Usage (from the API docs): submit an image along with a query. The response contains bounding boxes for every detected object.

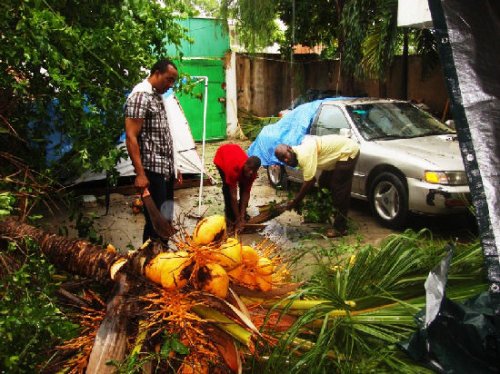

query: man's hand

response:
[234,217,245,233]
[135,174,149,190]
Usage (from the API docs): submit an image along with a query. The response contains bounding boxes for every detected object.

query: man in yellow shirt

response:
[275,135,360,237]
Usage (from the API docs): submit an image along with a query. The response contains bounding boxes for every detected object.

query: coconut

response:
[241,245,259,266]
[212,237,242,270]
[255,257,274,276]
[192,215,226,245]
[197,263,229,298]
[145,252,191,289]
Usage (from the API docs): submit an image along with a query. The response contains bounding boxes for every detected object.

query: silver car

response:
[267,98,471,228]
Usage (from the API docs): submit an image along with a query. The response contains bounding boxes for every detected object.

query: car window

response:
[346,102,454,140]
[312,105,350,136]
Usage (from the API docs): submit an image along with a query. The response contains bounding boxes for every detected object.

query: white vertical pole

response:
[197,76,209,216]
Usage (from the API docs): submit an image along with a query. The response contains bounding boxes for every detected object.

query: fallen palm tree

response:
[0,216,297,373]
[0,217,487,373]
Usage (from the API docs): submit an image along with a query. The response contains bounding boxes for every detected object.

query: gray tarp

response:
[428,0,500,304]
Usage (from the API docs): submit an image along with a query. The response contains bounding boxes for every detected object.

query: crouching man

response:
[214,144,261,231]
[274,134,360,238]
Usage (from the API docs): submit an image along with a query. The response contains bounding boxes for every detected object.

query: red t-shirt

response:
[213,144,255,190]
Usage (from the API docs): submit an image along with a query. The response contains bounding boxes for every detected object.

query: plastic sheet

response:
[429,0,500,299]
[401,248,500,373]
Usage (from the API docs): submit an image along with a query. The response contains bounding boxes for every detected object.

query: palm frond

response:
[263,229,487,372]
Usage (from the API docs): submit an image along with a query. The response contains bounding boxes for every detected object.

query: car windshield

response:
[345,102,454,140]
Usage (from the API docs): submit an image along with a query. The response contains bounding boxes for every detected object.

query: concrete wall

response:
[236,54,448,119]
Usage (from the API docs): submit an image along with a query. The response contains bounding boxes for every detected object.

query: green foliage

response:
[276,0,341,56]
[295,188,334,224]
[264,230,487,372]
[0,239,78,372]
[239,110,279,140]
[108,332,189,373]
[182,0,222,17]
[0,0,192,180]
[222,0,282,52]
[0,192,16,218]
[223,0,436,80]
[74,212,103,245]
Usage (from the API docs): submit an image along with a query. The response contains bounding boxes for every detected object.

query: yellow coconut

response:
[255,274,273,292]
[241,245,259,266]
[160,252,192,290]
[145,252,191,289]
[239,270,258,289]
[198,263,229,299]
[212,237,242,270]
[145,252,170,284]
[227,265,244,281]
[255,257,274,276]
[192,215,226,245]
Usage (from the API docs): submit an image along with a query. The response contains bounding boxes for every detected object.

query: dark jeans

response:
[217,167,237,225]
[318,154,359,232]
[143,170,174,243]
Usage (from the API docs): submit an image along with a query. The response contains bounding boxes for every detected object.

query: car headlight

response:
[424,171,468,185]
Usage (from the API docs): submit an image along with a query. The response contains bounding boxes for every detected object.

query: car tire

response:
[267,165,288,189]
[369,172,408,229]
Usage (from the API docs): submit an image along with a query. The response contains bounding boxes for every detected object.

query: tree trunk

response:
[0,218,158,281]
[0,219,122,281]
[0,219,162,372]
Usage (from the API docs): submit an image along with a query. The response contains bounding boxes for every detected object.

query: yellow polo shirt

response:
[292,135,360,181]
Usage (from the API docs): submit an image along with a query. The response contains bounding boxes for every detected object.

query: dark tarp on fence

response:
[428,0,500,307]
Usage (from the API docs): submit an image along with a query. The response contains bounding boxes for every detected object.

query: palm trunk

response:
[0,219,160,372]
[0,219,123,281]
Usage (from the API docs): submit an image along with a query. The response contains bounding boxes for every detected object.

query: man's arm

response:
[229,186,240,223]
[238,186,252,222]
[287,178,316,210]
[125,117,149,190]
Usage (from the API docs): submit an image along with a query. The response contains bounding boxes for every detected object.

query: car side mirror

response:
[339,128,352,138]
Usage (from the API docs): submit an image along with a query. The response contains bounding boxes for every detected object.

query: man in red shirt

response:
[213,144,261,230]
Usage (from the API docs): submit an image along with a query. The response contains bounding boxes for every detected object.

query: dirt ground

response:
[41,139,477,280]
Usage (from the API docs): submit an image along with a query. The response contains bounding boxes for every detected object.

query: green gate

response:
[176,59,227,141]
[168,18,229,141]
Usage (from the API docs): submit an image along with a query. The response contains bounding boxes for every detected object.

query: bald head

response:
[274,144,297,167]
[274,144,288,160]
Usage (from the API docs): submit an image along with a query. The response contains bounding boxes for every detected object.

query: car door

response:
[310,104,351,137]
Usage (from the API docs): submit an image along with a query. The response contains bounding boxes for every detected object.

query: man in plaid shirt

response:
[125,59,179,242]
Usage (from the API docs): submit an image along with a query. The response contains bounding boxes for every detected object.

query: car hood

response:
[372,135,465,170]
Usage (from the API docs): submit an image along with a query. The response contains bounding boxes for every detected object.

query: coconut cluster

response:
[143,215,280,299]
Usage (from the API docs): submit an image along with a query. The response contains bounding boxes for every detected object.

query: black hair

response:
[150,59,177,75]
[246,156,261,170]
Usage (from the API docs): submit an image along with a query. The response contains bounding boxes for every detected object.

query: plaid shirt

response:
[125,88,174,178]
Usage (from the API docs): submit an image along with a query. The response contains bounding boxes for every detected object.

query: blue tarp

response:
[247,97,351,166]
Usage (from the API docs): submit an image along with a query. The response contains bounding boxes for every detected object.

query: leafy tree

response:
[222,0,283,52]
[222,0,437,81]
[0,0,192,183]
[183,0,222,17]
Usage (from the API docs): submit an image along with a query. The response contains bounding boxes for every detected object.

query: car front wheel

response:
[267,165,288,189]
[369,172,408,229]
